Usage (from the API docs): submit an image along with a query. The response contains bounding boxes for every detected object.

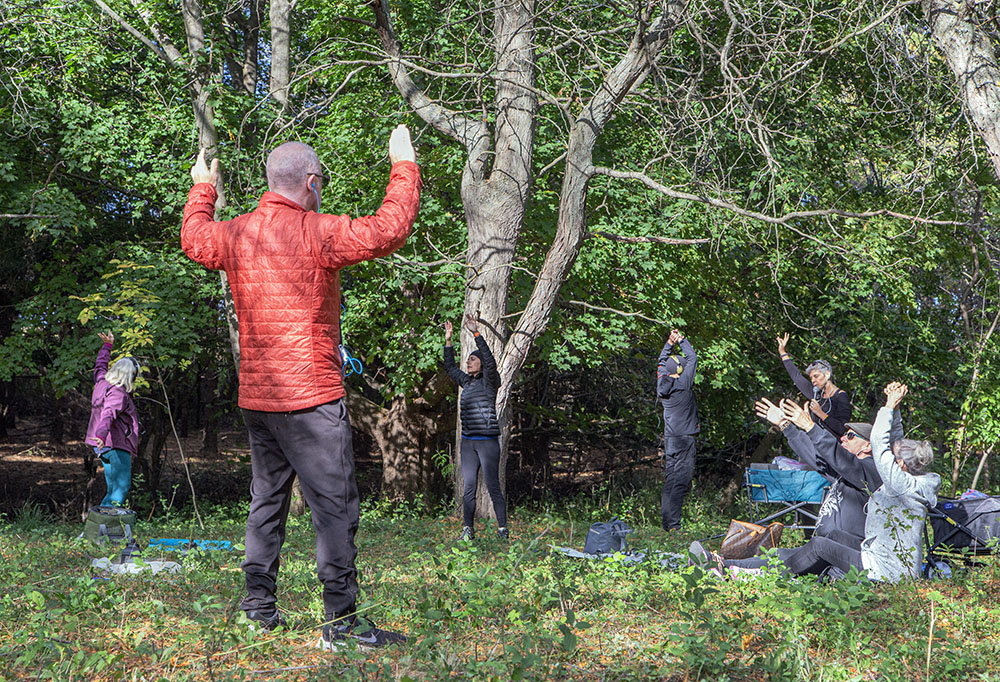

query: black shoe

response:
[457,526,474,542]
[245,608,288,632]
[317,617,407,650]
[497,527,509,541]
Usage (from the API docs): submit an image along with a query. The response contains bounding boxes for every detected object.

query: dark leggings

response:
[461,437,507,529]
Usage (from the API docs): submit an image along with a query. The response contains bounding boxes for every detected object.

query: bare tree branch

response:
[593,166,970,227]
[91,0,174,66]
[589,231,711,245]
[372,0,491,171]
[565,299,670,325]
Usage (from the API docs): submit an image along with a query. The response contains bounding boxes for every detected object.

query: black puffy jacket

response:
[444,334,501,437]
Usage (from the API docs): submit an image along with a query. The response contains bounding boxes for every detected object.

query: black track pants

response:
[661,435,696,530]
[240,399,360,621]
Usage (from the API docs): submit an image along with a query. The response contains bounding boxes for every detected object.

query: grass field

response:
[1,492,999,681]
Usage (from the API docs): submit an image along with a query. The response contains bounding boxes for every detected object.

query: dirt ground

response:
[0,417,385,520]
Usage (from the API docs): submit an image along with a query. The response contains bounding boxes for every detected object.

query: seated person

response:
[776,332,851,436]
[694,383,939,581]
[714,397,886,570]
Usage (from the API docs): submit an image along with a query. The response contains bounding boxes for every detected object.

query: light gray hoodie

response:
[861,407,941,582]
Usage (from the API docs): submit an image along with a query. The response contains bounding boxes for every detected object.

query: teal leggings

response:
[99,448,132,506]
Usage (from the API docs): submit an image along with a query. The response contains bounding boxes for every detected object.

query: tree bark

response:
[346,387,451,501]
[270,0,292,112]
[923,0,1000,180]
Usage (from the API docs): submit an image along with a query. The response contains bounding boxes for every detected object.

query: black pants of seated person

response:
[725,529,863,573]
[780,533,863,576]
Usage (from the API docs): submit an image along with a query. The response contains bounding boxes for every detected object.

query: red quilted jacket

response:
[181,161,421,411]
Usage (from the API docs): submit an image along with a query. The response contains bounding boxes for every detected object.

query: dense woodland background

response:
[3,0,1000,518]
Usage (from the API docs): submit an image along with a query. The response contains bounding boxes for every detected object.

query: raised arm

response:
[889,407,904,443]
[474,334,500,389]
[316,161,421,268]
[783,425,823,471]
[93,332,113,384]
[777,333,814,399]
[442,321,468,386]
[812,428,882,493]
[674,338,697,391]
[870,406,922,497]
[181,149,226,270]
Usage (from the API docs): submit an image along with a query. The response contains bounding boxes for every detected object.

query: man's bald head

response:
[266,141,322,191]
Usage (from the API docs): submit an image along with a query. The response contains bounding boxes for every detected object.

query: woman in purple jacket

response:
[84,332,140,507]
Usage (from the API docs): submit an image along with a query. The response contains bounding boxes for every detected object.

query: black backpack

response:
[583,518,633,555]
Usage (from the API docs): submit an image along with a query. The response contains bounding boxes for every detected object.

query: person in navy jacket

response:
[657,328,698,530]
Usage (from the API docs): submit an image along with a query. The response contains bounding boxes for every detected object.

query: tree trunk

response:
[924,0,1000,180]
[200,368,219,455]
[347,387,445,502]
[374,0,683,516]
[269,0,292,112]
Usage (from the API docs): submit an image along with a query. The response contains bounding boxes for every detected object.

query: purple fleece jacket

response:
[84,343,139,455]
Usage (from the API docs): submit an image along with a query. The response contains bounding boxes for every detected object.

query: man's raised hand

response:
[97,331,114,345]
[754,398,785,427]
[443,320,453,343]
[190,148,219,186]
[781,399,815,431]
[388,124,416,164]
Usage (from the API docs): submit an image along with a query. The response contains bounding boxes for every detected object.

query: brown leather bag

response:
[719,520,783,559]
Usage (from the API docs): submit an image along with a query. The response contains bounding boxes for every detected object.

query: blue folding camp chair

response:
[745,464,831,531]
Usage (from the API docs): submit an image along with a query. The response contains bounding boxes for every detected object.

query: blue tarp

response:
[147,538,232,551]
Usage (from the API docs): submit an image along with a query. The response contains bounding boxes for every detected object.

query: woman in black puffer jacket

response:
[444,315,507,542]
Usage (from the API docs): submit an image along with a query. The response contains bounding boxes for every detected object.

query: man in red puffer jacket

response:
[181,126,420,649]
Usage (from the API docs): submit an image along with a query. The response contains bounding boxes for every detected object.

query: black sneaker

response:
[245,608,288,632]
[457,526,474,542]
[497,527,509,541]
[316,617,407,650]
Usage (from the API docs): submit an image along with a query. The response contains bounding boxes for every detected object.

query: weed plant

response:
[0,491,998,680]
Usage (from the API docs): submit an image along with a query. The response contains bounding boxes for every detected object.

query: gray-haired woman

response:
[776,333,851,436]
[84,332,140,506]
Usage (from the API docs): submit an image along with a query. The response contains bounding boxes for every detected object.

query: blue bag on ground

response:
[583,518,633,555]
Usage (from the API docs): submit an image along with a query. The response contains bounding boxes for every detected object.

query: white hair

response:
[892,438,934,476]
[805,359,833,379]
[104,358,138,393]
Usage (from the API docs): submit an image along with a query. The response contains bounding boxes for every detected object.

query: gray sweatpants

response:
[240,399,360,621]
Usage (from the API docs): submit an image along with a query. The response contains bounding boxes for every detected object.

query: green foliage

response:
[2,497,998,680]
